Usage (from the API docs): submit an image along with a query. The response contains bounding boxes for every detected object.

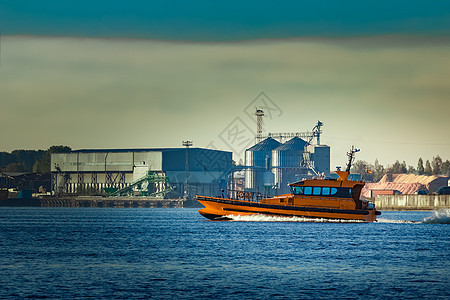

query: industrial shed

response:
[51,148,232,198]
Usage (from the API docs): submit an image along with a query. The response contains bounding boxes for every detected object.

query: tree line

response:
[0,146,71,173]
[351,155,450,182]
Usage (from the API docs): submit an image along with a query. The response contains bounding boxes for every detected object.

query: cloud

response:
[0,36,449,167]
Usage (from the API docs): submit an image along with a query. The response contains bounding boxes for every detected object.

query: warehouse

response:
[51,148,232,198]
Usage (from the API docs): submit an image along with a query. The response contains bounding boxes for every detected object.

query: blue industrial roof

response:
[71,147,230,153]
[274,137,308,151]
[246,137,281,152]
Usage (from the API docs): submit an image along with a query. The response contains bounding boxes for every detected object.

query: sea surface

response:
[0,207,449,299]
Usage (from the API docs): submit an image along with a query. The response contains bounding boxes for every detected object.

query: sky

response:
[0,1,449,169]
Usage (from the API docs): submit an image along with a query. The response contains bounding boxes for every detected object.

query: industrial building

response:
[243,113,330,195]
[244,137,280,193]
[50,108,330,199]
[244,137,330,194]
[51,148,232,198]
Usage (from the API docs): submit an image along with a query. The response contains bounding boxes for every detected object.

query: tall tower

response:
[255,108,264,143]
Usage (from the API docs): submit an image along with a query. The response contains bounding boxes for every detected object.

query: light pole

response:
[182,140,193,198]
[104,152,109,188]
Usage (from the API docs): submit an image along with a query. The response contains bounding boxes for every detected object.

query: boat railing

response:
[218,189,271,202]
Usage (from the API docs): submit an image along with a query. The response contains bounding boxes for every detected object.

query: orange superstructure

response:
[197,147,381,222]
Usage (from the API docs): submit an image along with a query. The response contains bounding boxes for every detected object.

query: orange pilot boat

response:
[197,147,381,222]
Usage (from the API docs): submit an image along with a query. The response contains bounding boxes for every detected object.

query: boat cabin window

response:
[313,187,321,195]
[291,186,350,198]
[292,187,304,195]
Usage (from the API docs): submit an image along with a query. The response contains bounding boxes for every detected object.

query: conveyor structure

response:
[108,171,174,197]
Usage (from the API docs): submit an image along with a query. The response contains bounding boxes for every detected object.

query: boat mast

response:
[345,146,360,173]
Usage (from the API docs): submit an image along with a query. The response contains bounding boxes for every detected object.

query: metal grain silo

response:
[245,137,281,191]
[272,137,308,193]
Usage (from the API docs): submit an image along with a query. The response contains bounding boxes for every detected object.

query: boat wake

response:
[376,218,419,224]
[422,209,450,224]
[226,214,366,223]
[373,209,450,224]
[225,209,450,224]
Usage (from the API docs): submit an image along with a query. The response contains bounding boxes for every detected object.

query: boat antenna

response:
[346,146,360,173]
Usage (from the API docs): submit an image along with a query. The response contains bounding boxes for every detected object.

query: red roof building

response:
[362,173,449,198]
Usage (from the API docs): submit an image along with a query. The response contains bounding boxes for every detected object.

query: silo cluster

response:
[272,137,308,193]
[244,137,280,191]
[244,137,330,195]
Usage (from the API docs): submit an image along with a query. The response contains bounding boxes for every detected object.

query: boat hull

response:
[197,196,380,222]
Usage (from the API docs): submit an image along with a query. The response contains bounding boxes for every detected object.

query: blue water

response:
[0,208,448,299]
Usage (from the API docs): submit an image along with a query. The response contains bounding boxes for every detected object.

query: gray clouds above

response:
[1,36,449,166]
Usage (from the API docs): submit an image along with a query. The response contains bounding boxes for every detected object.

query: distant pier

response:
[3,194,448,210]
[1,196,189,208]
